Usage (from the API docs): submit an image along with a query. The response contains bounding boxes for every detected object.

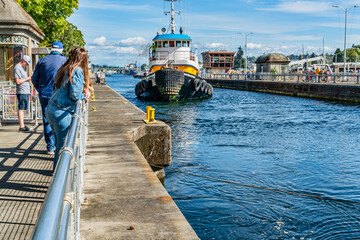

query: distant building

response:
[255,53,291,74]
[201,51,236,74]
[0,0,45,82]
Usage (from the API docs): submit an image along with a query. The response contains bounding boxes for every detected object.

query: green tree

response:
[56,22,85,56]
[346,48,360,62]
[141,64,148,71]
[310,52,316,58]
[234,46,245,68]
[333,48,343,62]
[16,0,80,45]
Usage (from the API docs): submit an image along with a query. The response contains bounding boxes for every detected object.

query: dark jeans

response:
[39,97,55,151]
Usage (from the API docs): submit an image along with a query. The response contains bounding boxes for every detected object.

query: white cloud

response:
[93,36,106,45]
[204,42,227,49]
[114,47,139,55]
[247,43,263,50]
[256,1,332,14]
[119,37,148,46]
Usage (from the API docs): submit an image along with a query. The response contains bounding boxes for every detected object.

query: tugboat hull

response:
[135,68,213,101]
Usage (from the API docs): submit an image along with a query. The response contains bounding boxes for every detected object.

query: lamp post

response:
[332,4,360,73]
[238,32,253,72]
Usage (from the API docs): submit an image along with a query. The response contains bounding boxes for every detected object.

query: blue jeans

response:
[45,105,72,171]
[39,97,55,151]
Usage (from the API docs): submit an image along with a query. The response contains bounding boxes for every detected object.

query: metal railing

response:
[32,101,88,240]
[202,73,360,84]
[150,50,197,62]
[0,82,42,126]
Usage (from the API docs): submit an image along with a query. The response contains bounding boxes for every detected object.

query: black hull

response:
[135,68,213,101]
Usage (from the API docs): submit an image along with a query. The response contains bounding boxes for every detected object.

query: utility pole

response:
[323,36,326,64]
[238,32,254,72]
[333,4,360,73]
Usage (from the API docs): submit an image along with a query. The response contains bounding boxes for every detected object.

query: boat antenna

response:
[164,0,181,34]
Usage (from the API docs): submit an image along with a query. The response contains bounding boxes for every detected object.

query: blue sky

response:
[68,0,360,66]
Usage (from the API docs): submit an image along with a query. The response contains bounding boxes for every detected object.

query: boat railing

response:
[150,50,196,62]
[202,72,360,84]
[32,101,88,240]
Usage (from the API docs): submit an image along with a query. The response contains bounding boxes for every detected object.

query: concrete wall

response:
[206,79,360,102]
[130,123,171,167]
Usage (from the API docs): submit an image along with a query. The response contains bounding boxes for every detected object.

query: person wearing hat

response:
[14,55,33,133]
[32,41,67,154]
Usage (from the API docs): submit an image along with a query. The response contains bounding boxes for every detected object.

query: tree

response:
[333,48,343,63]
[346,48,360,62]
[310,52,316,58]
[141,64,148,71]
[56,22,85,56]
[234,46,245,69]
[16,0,80,46]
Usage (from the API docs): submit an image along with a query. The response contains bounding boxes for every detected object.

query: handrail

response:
[32,101,88,240]
[201,72,360,84]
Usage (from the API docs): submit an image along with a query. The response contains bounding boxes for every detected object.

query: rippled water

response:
[107,74,360,240]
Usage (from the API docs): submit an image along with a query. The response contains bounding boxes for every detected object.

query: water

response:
[107,74,360,239]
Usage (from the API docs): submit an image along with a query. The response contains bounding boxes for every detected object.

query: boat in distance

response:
[124,62,138,76]
[135,0,213,101]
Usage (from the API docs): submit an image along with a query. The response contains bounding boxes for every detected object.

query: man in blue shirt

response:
[32,41,67,155]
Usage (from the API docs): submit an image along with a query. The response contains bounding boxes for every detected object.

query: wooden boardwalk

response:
[0,123,52,239]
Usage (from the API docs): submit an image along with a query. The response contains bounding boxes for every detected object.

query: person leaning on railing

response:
[45,47,92,171]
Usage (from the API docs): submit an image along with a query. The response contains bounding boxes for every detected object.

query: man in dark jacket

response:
[32,41,67,155]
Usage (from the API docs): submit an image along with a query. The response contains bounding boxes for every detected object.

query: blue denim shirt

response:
[48,67,86,113]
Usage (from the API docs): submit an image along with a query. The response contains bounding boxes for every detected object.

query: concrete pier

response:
[206,79,360,102]
[80,85,198,239]
[0,84,198,239]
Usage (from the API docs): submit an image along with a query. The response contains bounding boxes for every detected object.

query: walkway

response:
[81,84,198,239]
[0,123,52,239]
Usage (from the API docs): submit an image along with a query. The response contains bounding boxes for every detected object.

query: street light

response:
[332,4,360,73]
[238,32,254,72]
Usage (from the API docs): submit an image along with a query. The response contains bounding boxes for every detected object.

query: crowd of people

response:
[14,41,92,171]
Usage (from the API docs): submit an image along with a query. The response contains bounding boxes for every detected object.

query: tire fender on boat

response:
[207,85,213,96]
[200,81,208,93]
[140,80,148,92]
[194,79,202,91]
[135,83,141,97]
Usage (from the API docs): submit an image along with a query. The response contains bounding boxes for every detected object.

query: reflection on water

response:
[107,74,360,239]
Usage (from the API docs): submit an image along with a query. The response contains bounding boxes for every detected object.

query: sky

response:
[68,0,360,66]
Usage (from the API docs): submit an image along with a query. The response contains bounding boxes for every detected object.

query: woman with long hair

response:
[46,47,91,171]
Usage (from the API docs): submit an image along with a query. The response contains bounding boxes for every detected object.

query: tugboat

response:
[135,0,213,101]
[124,62,138,75]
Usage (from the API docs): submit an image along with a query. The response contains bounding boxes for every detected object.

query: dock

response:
[0,84,198,239]
[81,85,198,239]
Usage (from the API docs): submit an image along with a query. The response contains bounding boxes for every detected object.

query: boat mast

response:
[164,0,180,34]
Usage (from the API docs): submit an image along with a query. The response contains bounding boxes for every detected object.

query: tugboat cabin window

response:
[187,41,190,47]
[169,41,175,47]
[182,41,187,47]
[157,42,162,48]
[176,41,181,47]
[164,41,169,48]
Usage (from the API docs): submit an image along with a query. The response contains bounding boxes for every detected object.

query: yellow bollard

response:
[149,108,155,122]
[90,91,95,101]
[144,106,157,124]
[146,106,151,121]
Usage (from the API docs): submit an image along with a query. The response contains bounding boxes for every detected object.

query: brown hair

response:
[54,47,89,90]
